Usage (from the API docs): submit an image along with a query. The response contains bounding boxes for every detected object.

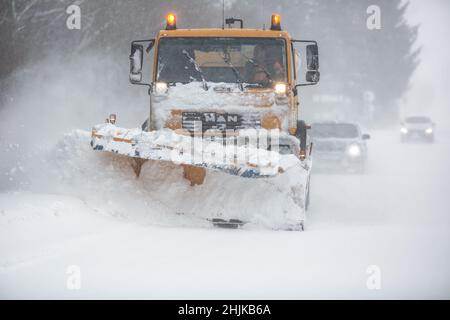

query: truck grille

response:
[182,112,261,132]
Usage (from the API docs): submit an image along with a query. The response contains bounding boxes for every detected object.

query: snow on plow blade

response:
[88,123,310,230]
[91,123,304,179]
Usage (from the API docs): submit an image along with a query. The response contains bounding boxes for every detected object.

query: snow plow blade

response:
[88,123,311,230]
[90,123,305,179]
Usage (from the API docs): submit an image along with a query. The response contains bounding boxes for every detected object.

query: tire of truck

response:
[283,222,305,232]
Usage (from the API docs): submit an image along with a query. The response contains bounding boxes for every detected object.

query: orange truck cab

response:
[129,14,320,152]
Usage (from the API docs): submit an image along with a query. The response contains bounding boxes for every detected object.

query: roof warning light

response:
[271,14,281,31]
[166,13,177,30]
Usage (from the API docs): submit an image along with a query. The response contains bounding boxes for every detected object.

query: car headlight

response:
[400,127,408,134]
[425,128,433,134]
[274,83,287,95]
[347,144,361,157]
[155,82,168,95]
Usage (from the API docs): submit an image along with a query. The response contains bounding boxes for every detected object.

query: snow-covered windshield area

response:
[156,37,287,87]
[311,123,359,139]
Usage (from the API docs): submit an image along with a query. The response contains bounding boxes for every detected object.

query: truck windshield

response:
[156,37,287,86]
[311,124,359,139]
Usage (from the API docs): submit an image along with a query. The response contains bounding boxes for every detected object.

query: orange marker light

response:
[273,15,280,24]
[271,14,281,31]
[166,13,177,30]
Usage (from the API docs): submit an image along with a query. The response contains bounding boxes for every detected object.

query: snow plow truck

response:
[91,14,320,231]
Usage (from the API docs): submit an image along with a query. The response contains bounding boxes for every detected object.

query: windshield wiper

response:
[222,53,244,91]
[182,50,209,91]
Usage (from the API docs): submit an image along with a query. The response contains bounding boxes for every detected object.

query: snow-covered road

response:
[1,128,449,299]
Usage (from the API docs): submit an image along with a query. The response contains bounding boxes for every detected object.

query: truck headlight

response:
[425,128,433,134]
[347,144,361,157]
[274,83,287,95]
[155,82,168,95]
[400,127,408,134]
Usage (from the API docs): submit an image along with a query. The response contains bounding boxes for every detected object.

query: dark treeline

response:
[0,0,419,124]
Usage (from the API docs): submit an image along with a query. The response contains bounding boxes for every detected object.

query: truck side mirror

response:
[292,40,320,90]
[306,44,319,71]
[362,134,371,140]
[130,43,144,83]
[306,71,320,83]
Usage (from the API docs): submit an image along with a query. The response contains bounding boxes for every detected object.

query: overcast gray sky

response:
[404,0,450,123]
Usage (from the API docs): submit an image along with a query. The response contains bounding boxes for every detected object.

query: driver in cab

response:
[245,45,284,84]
